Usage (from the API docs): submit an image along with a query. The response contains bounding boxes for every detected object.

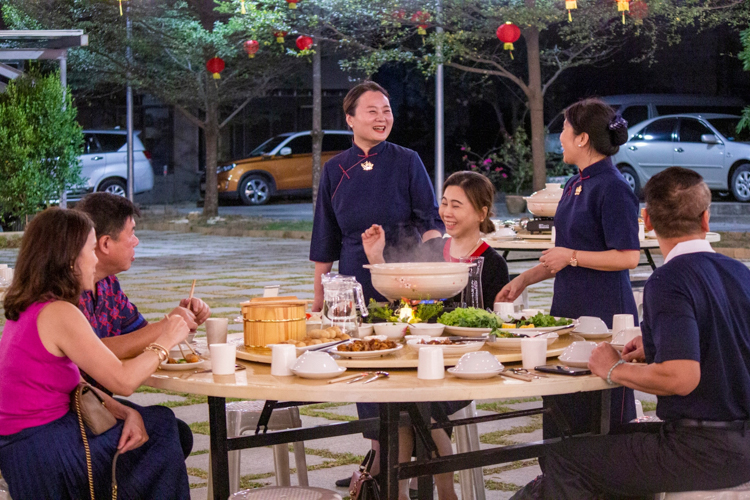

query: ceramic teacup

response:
[612,327,642,346]
[575,316,609,334]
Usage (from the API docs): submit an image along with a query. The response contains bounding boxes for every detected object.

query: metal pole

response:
[126,7,135,201]
[60,52,68,209]
[434,0,444,199]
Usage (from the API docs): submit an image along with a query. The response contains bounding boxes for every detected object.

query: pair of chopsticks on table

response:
[166,279,199,359]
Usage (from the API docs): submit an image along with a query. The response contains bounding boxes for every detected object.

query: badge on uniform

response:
[361,161,374,171]
[575,186,582,196]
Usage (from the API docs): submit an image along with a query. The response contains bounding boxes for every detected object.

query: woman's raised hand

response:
[361,224,387,264]
[495,275,526,303]
[159,314,189,349]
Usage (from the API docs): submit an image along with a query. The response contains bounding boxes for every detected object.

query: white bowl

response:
[291,351,341,374]
[372,322,408,339]
[357,324,374,338]
[453,351,504,373]
[559,341,597,365]
[611,327,641,346]
[363,262,472,300]
[407,323,445,337]
[574,316,610,334]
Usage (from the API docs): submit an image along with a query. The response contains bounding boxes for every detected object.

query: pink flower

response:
[460,147,466,151]
[483,158,492,165]
[502,173,508,178]
[495,167,501,172]
[462,156,467,161]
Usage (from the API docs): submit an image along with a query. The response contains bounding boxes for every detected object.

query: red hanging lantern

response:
[391,9,406,20]
[296,35,313,51]
[244,40,259,58]
[629,0,648,25]
[274,31,288,43]
[565,0,577,22]
[286,0,299,8]
[206,57,225,79]
[617,0,630,24]
[410,11,431,36]
[496,22,521,60]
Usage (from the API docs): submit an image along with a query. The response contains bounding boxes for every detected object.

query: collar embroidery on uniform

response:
[331,152,379,198]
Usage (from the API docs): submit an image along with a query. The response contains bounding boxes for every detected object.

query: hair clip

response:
[608,116,628,131]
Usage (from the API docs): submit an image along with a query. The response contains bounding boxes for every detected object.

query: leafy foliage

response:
[738,27,750,133]
[0,71,83,222]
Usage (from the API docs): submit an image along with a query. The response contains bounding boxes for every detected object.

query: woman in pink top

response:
[0,208,191,499]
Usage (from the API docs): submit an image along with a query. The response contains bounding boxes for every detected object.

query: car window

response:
[95,134,128,153]
[249,135,287,156]
[83,134,102,154]
[633,118,677,142]
[679,119,713,143]
[707,118,750,143]
[656,105,744,116]
[284,135,313,155]
[620,106,649,127]
[322,134,352,152]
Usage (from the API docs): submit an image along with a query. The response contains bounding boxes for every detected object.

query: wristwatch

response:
[570,250,578,267]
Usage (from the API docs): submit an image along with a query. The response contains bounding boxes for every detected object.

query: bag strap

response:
[111,451,120,500]
[363,448,377,474]
[74,386,96,500]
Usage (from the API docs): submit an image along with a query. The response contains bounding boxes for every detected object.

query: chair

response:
[450,401,487,500]
[0,477,11,500]
[229,486,342,499]
[207,401,309,497]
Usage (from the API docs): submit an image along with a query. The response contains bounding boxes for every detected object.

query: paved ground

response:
[0,230,681,499]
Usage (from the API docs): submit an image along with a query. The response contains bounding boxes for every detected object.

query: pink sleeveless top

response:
[0,301,80,435]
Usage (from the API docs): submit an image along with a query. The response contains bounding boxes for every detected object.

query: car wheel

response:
[239,175,271,205]
[618,165,641,198]
[98,178,127,197]
[730,164,750,202]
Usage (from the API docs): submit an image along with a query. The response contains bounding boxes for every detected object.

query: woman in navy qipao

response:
[497,98,641,441]
[310,81,443,310]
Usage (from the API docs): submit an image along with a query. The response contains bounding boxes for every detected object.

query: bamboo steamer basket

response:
[241,296,308,347]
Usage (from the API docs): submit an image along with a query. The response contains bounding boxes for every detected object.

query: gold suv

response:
[207,130,353,205]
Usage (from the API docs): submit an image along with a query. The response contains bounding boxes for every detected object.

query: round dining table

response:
[146,358,614,500]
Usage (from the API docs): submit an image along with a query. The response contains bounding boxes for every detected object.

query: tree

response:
[0,71,83,222]
[739,27,750,131]
[2,0,302,216]
[284,0,750,191]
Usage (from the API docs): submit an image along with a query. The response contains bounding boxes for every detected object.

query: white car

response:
[612,114,750,201]
[69,130,154,199]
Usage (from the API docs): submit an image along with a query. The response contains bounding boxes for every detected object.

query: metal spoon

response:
[362,371,389,384]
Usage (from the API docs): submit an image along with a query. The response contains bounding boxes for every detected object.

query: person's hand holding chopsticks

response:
[179,297,211,325]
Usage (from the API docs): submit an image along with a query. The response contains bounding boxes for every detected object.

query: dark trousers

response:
[513,422,750,500]
[117,398,194,459]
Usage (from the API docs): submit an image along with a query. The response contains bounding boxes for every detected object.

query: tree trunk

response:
[203,80,220,217]
[524,25,546,192]
[311,37,323,215]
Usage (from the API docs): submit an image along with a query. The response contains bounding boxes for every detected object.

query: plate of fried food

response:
[160,353,207,371]
[406,338,485,356]
[276,326,353,351]
[330,338,404,359]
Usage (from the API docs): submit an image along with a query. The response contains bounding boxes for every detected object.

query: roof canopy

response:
[0,29,88,60]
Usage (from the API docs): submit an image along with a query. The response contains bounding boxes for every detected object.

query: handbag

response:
[71,382,121,500]
[349,449,381,500]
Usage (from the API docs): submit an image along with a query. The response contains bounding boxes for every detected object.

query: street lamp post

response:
[434,0,444,200]
[126,6,135,202]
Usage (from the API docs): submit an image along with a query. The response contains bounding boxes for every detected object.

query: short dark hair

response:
[564,98,628,157]
[643,167,711,239]
[4,208,94,321]
[443,171,496,234]
[75,192,141,240]
[343,81,390,117]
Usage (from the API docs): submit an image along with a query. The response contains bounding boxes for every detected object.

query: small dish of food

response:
[277,326,352,351]
[159,355,207,371]
[486,331,559,351]
[406,338,485,356]
[331,339,404,359]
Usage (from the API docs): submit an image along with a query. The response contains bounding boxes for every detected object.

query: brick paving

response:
[0,230,677,499]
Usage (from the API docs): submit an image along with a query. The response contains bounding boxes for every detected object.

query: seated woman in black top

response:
[363,170,509,310]
[361,171,509,500]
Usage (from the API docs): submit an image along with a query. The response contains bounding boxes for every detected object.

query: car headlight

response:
[217,163,235,174]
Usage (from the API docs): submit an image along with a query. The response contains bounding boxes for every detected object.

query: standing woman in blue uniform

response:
[310,81,444,311]
[497,98,640,439]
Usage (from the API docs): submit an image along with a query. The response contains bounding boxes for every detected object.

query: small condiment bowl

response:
[357,324,374,338]
[407,323,445,337]
[373,322,408,339]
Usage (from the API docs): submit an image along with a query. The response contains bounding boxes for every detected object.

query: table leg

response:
[414,403,434,500]
[644,249,657,271]
[380,403,400,500]
[598,390,611,435]
[208,396,229,500]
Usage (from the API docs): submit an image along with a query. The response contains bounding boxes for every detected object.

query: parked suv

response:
[612,113,750,201]
[70,130,155,199]
[545,94,745,154]
[202,130,353,205]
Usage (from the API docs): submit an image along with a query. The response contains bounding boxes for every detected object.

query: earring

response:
[577,144,583,148]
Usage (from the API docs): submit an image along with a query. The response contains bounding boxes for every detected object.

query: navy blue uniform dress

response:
[544,157,639,442]
[310,141,444,302]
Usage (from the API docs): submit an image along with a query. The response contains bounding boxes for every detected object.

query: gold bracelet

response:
[148,343,169,360]
[143,346,166,362]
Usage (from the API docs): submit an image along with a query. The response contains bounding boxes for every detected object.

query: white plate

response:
[447,367,503,379]
[159,359,207,371]
[573,330,612,339]
[296,340,345,352]
[499,316,577,333]
[443,326,492,337]
[406,339,485,356]
[518,233,552,240]
[485,332,559,351]
[292,366,347,379]
[556,357,590,368]
[329,343,404,359]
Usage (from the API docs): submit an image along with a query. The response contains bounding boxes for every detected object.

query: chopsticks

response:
[328,372,370,384]
[187,279,196,312]
[499,369,534,382]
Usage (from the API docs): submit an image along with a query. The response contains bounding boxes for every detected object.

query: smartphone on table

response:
[535,364,591,376]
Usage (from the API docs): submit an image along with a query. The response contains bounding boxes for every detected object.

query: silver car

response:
[612,114,750,201]
[69,130,155,199]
